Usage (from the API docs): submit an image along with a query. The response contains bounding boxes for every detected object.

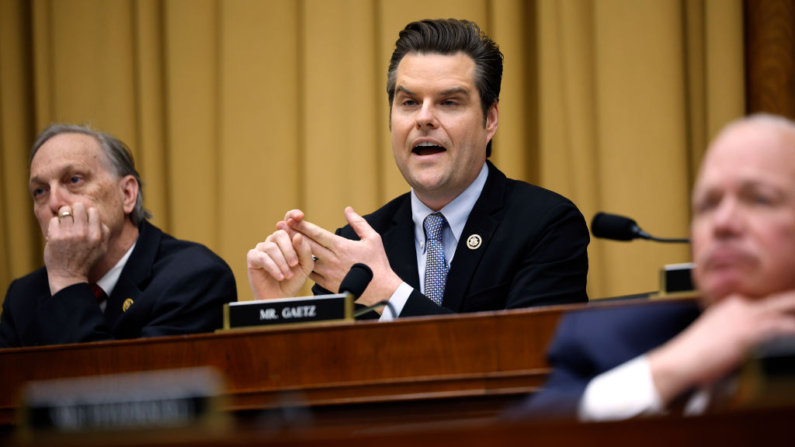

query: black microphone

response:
[340,263,397,319]
[591,212,689,243]
[339,263,373,299]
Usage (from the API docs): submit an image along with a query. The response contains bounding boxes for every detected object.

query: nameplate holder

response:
[658,262,695,296]
[737,336,795,408]
[19,367,229,440]
[222,293,354,331]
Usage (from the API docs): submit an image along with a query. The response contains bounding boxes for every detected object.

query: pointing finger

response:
[344,207,376,240]
[288,218,338,250]
[301,237,335,268]
[283,209,305,223]
[275,220,299,239]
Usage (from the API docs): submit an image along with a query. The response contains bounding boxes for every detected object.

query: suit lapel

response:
[443,162,507,312]
[381,196,420,289]
[105,221,161,327]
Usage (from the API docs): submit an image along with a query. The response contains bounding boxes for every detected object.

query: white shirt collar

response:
[411,162,489,248]
[96,242,136,300]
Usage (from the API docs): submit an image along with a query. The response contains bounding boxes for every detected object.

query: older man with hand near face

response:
[0,124,237,348]
[247,19,590,320]
[517,114,795,420]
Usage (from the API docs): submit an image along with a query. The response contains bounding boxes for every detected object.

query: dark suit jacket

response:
[514,299,702,419]
[0,220,237,348]
[313,161,589,317]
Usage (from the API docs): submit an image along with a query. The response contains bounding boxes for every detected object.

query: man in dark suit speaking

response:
[0,124,237,347]
[247,19,589,320]
[519,114,795,419]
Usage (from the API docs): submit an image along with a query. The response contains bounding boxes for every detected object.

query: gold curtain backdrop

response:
[0,0,744,305]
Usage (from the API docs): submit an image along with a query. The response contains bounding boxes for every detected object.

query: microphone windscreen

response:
[339,263,374,299]
[591,212,639,241]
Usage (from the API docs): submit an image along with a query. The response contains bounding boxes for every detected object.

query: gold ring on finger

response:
[59,211,73,221]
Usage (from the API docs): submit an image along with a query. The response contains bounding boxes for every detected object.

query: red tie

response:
[90,283,107,305]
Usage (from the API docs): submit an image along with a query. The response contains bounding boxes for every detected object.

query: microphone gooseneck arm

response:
[353,301,397,318]
[632,224,690,243]
[644,235,690,243]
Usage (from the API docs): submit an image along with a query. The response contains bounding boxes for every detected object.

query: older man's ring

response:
[59,211,74,221]
[312,255,318,262]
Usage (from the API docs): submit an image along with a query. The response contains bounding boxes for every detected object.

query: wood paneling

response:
[745,0,795,119]
[0,303,585,427]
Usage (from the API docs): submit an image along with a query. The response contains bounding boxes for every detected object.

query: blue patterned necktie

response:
[424,213,449,306]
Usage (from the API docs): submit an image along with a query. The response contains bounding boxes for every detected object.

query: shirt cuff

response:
[378,282,413,322]
[578,355,664,422]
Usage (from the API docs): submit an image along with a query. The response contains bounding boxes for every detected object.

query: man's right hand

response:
[44,203,110,295]
[247,218,315,300]
[648,292,795,406]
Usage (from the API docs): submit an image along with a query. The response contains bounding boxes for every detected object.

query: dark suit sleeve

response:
[0,278,111,347]
[400,289,455,317]
[315,280,454,319]
[34,247,236,346]
[0,281,22,348]
[512,302,705,420]
[509,312,592,420]
[503,201,589,308]
[36,283,116,345]
[132,246,237,337]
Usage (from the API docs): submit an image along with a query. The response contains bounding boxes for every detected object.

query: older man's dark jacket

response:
[514,299,702,419]
[0,221,236,348]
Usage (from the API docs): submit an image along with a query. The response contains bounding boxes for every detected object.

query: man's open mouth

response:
[413,142,446,156]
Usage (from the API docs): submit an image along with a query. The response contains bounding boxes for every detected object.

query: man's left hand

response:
[44,203,110,295]
[283,207,403,312]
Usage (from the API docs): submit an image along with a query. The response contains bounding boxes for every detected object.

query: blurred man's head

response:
[691,115,795,305]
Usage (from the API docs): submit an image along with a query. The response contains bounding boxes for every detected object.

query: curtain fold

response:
[538,0,744,298]
[0,0,39,293]
[0,0,745,304]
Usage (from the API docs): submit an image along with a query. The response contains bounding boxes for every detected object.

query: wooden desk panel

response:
[0,303,581,426]
[6,403,793,446]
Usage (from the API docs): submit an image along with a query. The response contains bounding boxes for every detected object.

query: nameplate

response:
[20,367,228,435]
[222,293,353,330]
[659,262,695,295]
[737,336,795,408]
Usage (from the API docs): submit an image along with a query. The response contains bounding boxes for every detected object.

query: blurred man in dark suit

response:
[247,19,589,320]
[0,124,236,347]
[520,114,795,420]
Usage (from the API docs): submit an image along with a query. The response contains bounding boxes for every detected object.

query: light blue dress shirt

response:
[379,163,489,321]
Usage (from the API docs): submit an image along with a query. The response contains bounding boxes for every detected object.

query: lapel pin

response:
[122,298,134,312]
[467,234,482,250]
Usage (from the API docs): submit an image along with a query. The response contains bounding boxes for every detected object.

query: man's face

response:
[29,133,134,239]
[691,121,795,305]
[390,52,498,210]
